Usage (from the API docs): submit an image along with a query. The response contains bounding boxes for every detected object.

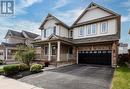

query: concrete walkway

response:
[0,76,44,89]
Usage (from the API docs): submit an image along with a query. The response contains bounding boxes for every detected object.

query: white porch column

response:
[48,42,51,61]
[5,48,8,60]
[57,41,60,61]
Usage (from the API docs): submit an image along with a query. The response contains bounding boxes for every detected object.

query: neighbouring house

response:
[1,30,39,62]
[118,43,128,54]
[0,45,4,60]
[33,2,121,67]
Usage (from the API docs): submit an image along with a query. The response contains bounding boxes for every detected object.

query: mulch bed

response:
[4,71,43,79]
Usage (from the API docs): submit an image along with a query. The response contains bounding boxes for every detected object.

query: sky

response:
[0,0,130,47]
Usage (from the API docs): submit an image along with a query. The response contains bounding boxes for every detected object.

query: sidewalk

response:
[0,76,44,89]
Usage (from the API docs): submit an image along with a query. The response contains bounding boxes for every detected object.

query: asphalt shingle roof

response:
[22,31,39,39]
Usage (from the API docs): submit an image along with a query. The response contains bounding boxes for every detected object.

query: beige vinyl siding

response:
[77,8,111,23]
[73,19,117,39]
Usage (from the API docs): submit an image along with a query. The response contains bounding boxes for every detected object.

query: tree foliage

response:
[15,45,35,66]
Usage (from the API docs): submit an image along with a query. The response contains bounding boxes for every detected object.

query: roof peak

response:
[71,2,120,26]
[39,13,69,29]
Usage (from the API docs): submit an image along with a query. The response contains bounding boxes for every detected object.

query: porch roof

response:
[73,35,119,44]
[32,34,119,45]
[32,34,73,45]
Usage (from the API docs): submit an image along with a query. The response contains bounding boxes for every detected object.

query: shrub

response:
[30,64,43,73]
[15,46,35,66]
[19,63,29,71]
[3,64,19,76]
[0,60,3,65]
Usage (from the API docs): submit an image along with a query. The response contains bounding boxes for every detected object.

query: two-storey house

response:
[1,30,39,62]
[34,2,121,67]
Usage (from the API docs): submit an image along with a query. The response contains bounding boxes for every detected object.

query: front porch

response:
[34,39,76,64]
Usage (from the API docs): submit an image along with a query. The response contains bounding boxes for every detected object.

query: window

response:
[44,47,48,55]
[53,26,56,35]
[101,22,108,33]
[86,24,97,35]
[68,47,73,54]
[78,27,84,36]
[45,27,54,37]
[70,31,73,38]
[91,24,96,34]
[86,25,91,35]
[52,46,56,55]
[44,29,46,38]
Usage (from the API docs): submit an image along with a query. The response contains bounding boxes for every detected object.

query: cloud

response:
[53,0,71,9]
[121,0,130,22]
[0,0,43,43]
[0,17,40,43]
[54,7,84,25]
[19,0,42,8]
[15,0,43,15]
[123,0,130,7]
[121,16,130,22]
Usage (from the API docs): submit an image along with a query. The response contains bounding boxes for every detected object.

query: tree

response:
[15,45,35,66]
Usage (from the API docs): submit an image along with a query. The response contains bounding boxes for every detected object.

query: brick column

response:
[112,42,117,67]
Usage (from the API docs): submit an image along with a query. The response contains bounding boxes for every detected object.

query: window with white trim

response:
[86,25,91,35]
[86,24,97,35]
[91,24,96,34]
[78,26,84,36]
[101,22,108,33]
[70,31,73,38]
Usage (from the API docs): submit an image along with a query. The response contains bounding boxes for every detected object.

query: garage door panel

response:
[78,51,111,65]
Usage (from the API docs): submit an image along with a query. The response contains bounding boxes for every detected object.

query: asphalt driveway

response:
[19,64,114,89]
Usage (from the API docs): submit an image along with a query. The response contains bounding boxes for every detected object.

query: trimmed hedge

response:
[30,64,43,73]
[3,63,30,76]
[3,64,19,76]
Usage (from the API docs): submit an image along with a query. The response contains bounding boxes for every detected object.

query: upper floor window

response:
[70,31,73,38]
[91,24,96,34]
[101,22,108,33]
[44,29,46,38]
[78,26,84,36]
[86,24,96,35]
[86,25,91,35]
[44,27,56,38]
[53,26,56,35]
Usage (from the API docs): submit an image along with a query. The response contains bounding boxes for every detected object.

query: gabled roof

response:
[5,30,25,39]
[39,13,69,30]
[4,30,39,39]
[22,30,39,39]
[48,34,73,43]
[72,2,120,26]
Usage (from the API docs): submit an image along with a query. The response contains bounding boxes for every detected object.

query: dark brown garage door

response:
[78,50,111,65]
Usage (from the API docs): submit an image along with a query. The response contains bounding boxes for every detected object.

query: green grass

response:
[112,64,130,89]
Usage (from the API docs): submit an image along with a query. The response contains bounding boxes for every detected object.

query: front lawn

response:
[112,64,130,89]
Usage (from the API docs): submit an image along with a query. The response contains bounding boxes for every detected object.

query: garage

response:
[78,50,111,65]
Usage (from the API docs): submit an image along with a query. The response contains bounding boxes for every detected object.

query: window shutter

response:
[44,29,46,38]
[53,26,56,35]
